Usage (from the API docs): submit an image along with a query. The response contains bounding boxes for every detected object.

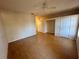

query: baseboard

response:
[46,32,55,35]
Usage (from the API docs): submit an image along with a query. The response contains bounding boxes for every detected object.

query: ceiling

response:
[0,0,79,15]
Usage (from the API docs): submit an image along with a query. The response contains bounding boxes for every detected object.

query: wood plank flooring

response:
[8,33,78,59]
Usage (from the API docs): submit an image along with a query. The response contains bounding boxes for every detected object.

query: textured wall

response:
[1,12,36,42]
[36,16,47,33]
[0,13,8,59]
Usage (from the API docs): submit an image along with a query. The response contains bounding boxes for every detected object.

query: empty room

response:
[0,0,79,59]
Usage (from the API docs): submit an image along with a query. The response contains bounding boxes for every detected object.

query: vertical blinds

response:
[55,15,78,39]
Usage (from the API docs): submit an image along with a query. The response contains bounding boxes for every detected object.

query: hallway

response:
[8,33,78,59]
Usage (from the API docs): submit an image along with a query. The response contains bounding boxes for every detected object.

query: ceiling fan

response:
[42,0,56,10]
[31,0,56,15]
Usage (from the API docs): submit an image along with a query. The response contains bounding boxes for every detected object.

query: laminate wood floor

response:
[8,33,78,59]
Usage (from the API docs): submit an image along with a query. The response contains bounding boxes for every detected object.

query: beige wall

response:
[1,11,36,42]
[36,16,47,33]
[0,13,8,59]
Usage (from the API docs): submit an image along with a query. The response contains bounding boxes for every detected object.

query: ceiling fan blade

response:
[46,7,56,9]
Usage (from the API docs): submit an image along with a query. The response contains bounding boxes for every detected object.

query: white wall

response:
[1,11,36,43]
[55,15,78,39]
[76,15,79,59]
[77,33,79,59]
[0,13,8,59]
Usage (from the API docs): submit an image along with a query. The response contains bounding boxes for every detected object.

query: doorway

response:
[46,20,55,35]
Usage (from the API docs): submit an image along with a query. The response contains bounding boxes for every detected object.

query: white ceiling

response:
[0,0,79,15]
